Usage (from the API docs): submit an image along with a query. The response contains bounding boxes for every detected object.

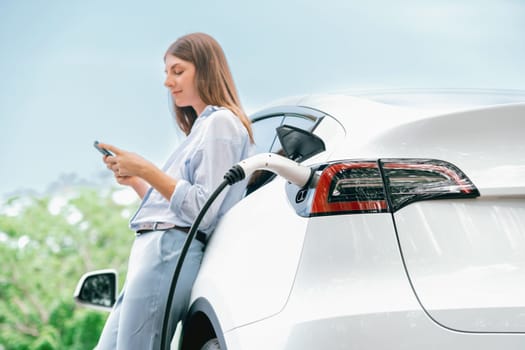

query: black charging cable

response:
[160,165,246,350]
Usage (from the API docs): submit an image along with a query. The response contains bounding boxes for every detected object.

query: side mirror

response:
[276,124,326,162]
[74,269,118,312]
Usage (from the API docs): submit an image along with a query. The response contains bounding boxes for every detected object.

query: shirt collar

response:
[198,105,221,119]
[191,105,222,131]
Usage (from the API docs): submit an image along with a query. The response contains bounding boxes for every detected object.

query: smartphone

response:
[93,140,114,157]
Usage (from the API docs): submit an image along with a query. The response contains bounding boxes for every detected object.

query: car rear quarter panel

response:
[225,213,525,349]
[351,102,525,332]
[394,197,525,332]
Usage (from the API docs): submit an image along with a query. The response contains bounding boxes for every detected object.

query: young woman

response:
[95,32,254,349]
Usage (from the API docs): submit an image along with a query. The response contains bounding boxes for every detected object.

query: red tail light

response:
[310,162,388,216]
[308,159,479,216]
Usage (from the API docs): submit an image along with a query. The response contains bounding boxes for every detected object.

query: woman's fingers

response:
[97,142,139,185]
[98,143,147,178]
[98,142,122,155]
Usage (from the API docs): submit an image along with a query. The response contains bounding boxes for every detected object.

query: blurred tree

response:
[0,186,136,349]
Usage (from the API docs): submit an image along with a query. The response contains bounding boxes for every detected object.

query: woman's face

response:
[164,54,206,115]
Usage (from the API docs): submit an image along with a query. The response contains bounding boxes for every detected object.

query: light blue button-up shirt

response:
[129,106,254,234]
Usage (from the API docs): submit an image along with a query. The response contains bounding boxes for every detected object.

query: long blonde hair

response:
[165,32,253,142]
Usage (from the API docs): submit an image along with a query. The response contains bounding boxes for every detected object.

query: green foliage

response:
[0,186,137,349]
[69,312,107,350]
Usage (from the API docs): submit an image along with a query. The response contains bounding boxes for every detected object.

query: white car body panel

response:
[226,311,525,350]
[223,215,525,349]
[186,92,525,349]
[329,103,525,192]
[386,104,524,192]
[192,177,308,331]
[395,198,525,332]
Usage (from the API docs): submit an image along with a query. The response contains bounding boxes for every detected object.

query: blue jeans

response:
[95,229,205,350]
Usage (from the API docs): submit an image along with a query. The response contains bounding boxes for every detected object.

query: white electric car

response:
[76,90,525,349]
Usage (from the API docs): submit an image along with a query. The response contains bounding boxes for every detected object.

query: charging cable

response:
[161,153,317,349]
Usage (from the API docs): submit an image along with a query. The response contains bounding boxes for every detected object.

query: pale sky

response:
[1,0,524,198]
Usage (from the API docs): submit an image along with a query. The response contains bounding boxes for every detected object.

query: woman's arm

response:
[99,142,176,201]
[121,175,150,199]
[136,164,177,201]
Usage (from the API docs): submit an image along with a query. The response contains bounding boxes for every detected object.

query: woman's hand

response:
[98,142,151,198]
[98,142,177,201]
[98,142,153,178]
